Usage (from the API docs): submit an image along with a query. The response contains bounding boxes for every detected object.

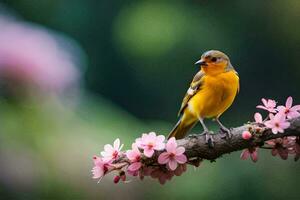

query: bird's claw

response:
[220,127,232,139]
[200,130,214,148]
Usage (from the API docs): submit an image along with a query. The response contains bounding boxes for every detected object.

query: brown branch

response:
[178,116,300,161]
[101,117,300,185]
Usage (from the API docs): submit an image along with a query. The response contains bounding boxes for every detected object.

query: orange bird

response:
[168,50,239,146]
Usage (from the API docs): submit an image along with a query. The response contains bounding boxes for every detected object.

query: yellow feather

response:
[168,50,239,139]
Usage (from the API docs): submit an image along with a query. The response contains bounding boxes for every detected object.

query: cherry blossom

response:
[158,137,187,170]
[135,132,165,158]
[126,143,142,173]
[277,96,300,119]
[101,138,123,162]
[91,96,300,185]
[264,113,290,134]
[256,98,277,113]
[91,156,111,180]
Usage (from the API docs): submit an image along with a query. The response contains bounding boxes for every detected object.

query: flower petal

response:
[278,149,288,160]
[144,148,154,158]
[271,149,278,156]
[291,105,300,111]
[254,113,263,123]
[128,162,142,171]
[277,106,286,113]
[175,147,185,155]
[104,144,114,153]
[156,135,166,143]
[262,98,267,106]
[288,111,300,119]
[166,137,177,152]
[126,150,136,161]
[154,142,165,151]
[175,154,187,164]
[250,150,258,163]
[92,166,104,179]
[113,138,120,149]
[240,149,250,160]
[158,152,170,164]
[256,105,267,110]
[168,159,178,171]
[280,122,290,129]
[272,128,279,134]
[286,96,293,108]
[148,132,156,140]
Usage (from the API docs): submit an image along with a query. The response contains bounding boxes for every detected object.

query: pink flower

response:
[240,147,258,162]
[135,132,165,158]
[101,138,123,162]
[254,113,263,123]
[264,113,290,134]
[91,156,110,179]
[242,131,252,140]
[158,137,187,170]
[126,143,142,173]
[277,96,300,119]
[256,98,277,113]
[0,16,81,94]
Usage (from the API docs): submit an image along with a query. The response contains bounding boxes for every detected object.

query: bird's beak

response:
[195,59,207,66]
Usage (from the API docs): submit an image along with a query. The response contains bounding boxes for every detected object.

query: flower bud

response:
[242,131,252,140]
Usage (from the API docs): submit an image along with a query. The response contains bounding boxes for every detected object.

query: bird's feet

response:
[200,130,215,148]
[219,127,232,139]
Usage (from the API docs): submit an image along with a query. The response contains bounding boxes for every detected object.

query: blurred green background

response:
[0,0,299,199]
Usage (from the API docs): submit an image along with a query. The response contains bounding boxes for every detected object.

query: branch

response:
[92,97,300,184]
[178,116,300,161]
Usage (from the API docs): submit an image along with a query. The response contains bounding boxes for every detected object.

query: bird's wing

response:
[178,70,205,116]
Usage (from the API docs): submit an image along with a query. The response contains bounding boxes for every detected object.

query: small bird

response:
[168,50,239,146]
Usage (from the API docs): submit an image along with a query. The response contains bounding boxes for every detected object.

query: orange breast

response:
[187,71,239,118]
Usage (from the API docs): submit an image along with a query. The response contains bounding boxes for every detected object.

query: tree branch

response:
[178,116,300,161]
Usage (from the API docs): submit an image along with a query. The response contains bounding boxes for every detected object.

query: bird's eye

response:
[211,57,217,62]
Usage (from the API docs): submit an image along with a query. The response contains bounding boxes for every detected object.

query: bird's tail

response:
[167,118,196,140]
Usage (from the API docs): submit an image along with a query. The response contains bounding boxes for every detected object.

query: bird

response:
[167,50,239,146]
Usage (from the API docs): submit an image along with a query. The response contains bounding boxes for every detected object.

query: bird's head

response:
[195,50,233,74]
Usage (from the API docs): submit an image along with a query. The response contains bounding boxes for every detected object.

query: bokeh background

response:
[0,0,299,199]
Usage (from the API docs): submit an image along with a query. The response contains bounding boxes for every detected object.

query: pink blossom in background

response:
[126,143,142,174]
[0,16,82,94]
[240,147,258,162]
[158,137,187,170]
[135,132,165,158]
[277,97,300,119]
[101,138,123,162]
[264,113,290,134]
[256,98,277,113]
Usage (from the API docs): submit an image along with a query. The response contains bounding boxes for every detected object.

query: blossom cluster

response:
[92,133,188,185]
[0,15,81,95]
[240,96,300,162]
[92,96,300,185]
